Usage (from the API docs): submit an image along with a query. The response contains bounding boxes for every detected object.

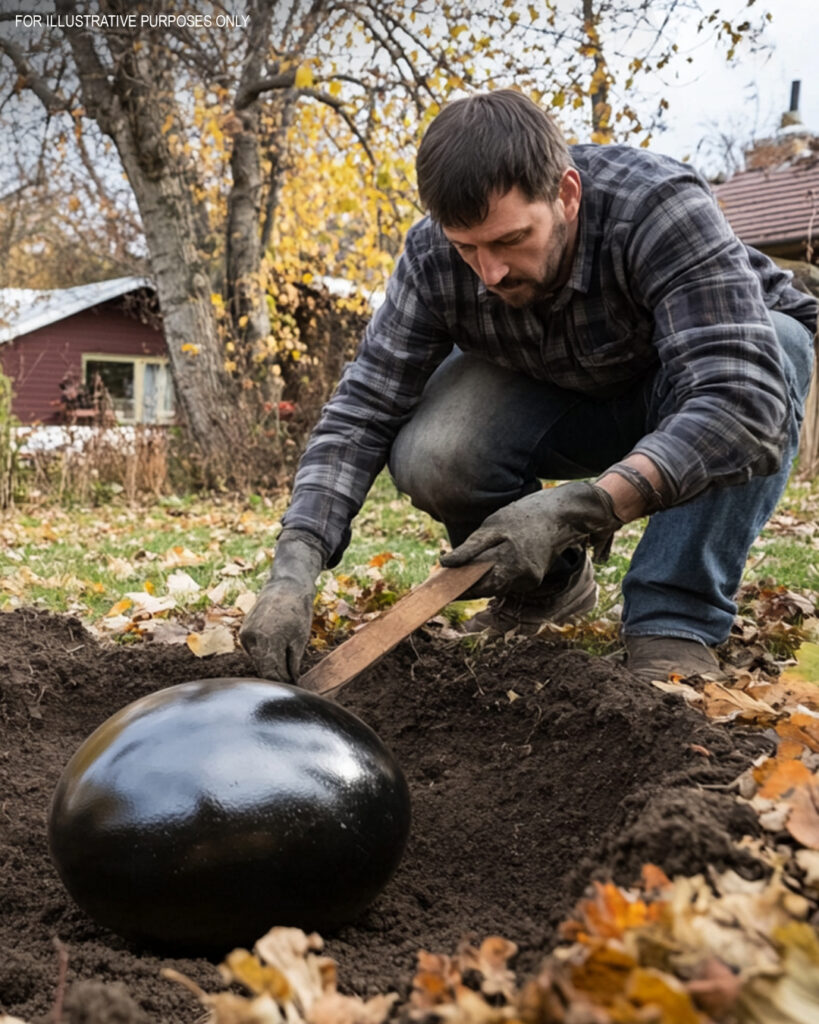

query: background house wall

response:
[0,298,167,425]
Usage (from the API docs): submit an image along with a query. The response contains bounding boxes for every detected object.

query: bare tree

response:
[0,0,771,481]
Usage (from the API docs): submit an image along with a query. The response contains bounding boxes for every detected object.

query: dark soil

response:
[0,608,770,1023]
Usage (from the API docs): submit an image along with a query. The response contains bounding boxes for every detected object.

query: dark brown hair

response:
[416,90,573,228]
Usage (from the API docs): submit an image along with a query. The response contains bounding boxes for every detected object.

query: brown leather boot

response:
[624,634,722,683]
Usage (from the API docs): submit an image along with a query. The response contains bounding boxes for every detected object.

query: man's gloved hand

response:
[239,528,326,683]
[439,482,623,598]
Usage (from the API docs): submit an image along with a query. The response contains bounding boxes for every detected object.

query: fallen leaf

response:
[785,783,819,850]
[702,681,777,723]
[235,592,257,615]
[368,552,396,569]
[144,620,191,645]
[104,597,133,618]
[309,990,398,1024]
[167,569,202,599]
[795,848,819,887]
[221,949,291,1000]
[755,757,814,799]
[740,921,819,1022]
[207,580,230,604]
[187,625,236,657]
[625,966,701,1024]
[650,679,703,704]
[123,591,177,616]
[161,545,204,567]
[457,936,518,999]
[776,713,819,754]
[106,555,136,580]
[220,560,253,577]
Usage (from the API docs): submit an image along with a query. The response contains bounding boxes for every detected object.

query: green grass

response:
[0,470,816,628]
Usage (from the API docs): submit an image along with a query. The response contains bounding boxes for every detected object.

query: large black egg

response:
[48,678,411,953]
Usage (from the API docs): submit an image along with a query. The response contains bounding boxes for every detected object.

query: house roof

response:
[0,276,152,345]
[713,159,819,250]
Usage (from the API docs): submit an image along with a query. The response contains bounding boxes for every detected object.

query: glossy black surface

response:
[48,678,411,952]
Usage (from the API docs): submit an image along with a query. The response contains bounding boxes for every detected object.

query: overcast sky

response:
[650,0,819,170]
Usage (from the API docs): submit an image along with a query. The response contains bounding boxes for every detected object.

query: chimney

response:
[781,80,802,128]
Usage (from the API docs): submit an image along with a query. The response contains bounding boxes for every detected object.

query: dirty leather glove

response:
[239,528,326,683]
[439,482,623,598]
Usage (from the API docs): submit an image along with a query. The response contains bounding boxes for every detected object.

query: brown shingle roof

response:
[713,159,819,249]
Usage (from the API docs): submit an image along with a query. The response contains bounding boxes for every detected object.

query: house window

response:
[83,356,175,424]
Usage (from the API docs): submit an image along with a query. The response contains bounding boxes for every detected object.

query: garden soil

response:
[0,608,770,1023]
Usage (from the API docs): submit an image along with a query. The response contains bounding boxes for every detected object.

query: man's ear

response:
[558,168,582,222]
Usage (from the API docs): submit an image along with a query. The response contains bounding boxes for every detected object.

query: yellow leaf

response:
[626,967,701,1024]
[181,343,200,355]
[328,80,342,98]
[294,64,314,89]
[220,949,292,999]
[105,597,133,618]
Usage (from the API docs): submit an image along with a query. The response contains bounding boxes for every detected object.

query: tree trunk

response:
[225,0,276,366]
[57,4,242,468]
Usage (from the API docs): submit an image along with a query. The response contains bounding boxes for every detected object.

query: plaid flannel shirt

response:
[283,144,818,564]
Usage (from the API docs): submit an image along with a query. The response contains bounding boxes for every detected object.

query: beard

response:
[490,215,571,309]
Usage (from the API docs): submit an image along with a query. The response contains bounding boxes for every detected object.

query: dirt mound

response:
[0,609,768,1023]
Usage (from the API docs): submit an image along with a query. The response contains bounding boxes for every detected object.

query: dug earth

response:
[0,609,766,1023]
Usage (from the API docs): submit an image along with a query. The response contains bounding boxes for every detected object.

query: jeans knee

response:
[390,429,481,521]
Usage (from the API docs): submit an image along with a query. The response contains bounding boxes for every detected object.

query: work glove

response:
[239,528,326,683]
[439,482,623,598]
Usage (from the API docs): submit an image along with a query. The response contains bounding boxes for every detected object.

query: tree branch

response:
[0,36,70,113]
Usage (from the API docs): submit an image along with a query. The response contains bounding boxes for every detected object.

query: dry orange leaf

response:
[569,943,637,1001]
[755,757,814,799]
[368,552,396,569]
[641,864,673,892]
[776,712,819,754]
[410,970,453,1010]
[562,881,661,943]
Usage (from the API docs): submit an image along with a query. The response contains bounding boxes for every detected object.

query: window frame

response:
[81,353,175,425]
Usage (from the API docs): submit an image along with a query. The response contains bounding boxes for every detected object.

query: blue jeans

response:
[389,311,814,645]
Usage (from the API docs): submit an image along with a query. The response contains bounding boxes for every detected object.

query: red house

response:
[0,277,175,425]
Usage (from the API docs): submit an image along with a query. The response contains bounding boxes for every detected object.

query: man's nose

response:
[476,250,508,287]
